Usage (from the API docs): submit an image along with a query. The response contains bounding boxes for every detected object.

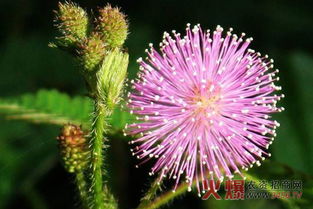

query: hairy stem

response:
[139,172,296,209]
[244,173,295,207]
[89,101,108,209]
[139,180,189,209]
[137,178,163,209]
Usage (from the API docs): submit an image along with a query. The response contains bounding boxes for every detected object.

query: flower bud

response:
[78,33,106,71]
[54,1,89,47]
[95,4,128,48]
[56,124,88,173]
[96,49,129,109]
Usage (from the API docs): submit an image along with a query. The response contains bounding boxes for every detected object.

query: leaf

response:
[0,89,135,133]
[0,89,92,127]
[110,105,136,133]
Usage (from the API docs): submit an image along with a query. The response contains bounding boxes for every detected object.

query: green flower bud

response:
[96,49,129,109]
[95,4,128,48]
[78,33,107,71]
[56,124,88,173]
[54,1,89,47]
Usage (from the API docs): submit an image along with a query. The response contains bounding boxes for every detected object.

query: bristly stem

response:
[86,48,128,209]
[89,101,108,209]
[137,178,163,209]
[138,180,189,209]
[52,3,128,209]
[138,172,295,209]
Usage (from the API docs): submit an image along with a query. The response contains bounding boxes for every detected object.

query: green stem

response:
[75,171,88,208]
[139,173,296,209]
[244,173,296,208]
[89,101,108,209]
[139,180,190,209]
[137,178,163,209]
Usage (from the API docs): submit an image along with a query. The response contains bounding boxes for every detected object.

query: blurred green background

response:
[0,0,313,208]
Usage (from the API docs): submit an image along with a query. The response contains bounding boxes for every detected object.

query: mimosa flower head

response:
[125,24,284,195]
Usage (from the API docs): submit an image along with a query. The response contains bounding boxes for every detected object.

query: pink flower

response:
[125,24,284,195]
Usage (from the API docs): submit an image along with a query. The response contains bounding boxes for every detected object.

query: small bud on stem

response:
[54,1,89,47]
[57,124,88,173]
[95,4,128,48]
[78,33,106,71]
[52,2,129,208]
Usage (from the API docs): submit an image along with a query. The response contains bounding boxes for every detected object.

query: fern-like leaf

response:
[0,89,134,133]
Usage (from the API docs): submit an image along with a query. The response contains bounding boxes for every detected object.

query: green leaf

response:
[0,89,92,127]
[0,89,134,133]
[110,105,135,133]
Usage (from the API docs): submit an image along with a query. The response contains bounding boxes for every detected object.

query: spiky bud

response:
[54,1,89,47]
[95,4,128,48]
[96,49,129,109]
[56,124,88,173]
[78,33,107,71]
